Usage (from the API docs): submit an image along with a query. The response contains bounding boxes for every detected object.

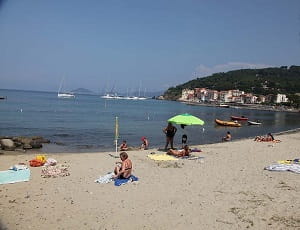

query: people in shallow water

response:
[119,140,128,151]
[140,136,149,150]
[113,152,132,179]
[167,145,191,157]
[254,133,274,142]
[222,131,232,141]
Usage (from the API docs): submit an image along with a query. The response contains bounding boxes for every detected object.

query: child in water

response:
[119,140,128,151]
[140,136,149,150]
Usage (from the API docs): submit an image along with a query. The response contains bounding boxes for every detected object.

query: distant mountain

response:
[72,88,96,95]
[163,65,300,100]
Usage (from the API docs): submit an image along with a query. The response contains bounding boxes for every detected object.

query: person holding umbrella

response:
[163,122,177,150]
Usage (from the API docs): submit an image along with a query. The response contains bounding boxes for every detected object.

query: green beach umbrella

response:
[168,113,205,126]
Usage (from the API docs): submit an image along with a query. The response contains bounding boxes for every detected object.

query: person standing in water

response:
[163,122,177,150]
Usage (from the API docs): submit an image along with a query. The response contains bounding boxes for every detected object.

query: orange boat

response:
[215,119,241,127]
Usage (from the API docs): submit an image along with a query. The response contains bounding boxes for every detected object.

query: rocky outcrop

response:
[0,139,16,151]
[0,136,50,151]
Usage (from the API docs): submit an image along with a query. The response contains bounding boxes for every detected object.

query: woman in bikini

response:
[113,152,132,179]
[163,122,177,150]
[167,145,191,157]
[254,133,275,142]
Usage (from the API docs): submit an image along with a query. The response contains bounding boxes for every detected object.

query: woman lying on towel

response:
[254,133,280,142]
[167,145,191,157]
[113,152,132,179]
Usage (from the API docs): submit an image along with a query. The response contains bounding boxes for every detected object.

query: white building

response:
[275,94,288,103]
[180,89,195,101]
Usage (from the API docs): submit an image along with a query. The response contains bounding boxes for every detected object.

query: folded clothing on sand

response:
[265,163,300,174]
[0,168,30,184]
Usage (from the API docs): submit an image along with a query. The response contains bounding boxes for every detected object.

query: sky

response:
[0,0,299,94]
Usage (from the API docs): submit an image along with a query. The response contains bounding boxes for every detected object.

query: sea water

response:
[0,89,300,153]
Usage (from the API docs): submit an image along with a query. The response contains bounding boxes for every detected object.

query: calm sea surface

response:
[0,89,300,153]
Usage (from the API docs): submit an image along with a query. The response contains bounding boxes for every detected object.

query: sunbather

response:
[167,145,191,157]
[254,133,274,142]
[113,152,132,179]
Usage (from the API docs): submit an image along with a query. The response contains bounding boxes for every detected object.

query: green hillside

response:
[163,66,300,101]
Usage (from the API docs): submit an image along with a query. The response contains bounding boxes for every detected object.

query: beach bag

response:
[29,159,44,167]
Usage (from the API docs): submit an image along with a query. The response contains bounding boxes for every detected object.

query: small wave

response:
[75,144,94,149]
[53,134,72,137]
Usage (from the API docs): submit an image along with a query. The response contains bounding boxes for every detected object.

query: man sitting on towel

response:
[113,152,132,179]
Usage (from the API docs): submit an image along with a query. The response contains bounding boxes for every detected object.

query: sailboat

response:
[58,77,75,98]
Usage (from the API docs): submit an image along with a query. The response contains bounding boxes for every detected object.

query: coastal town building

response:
[275,94,288,103]
[180,88,288,105]
[180,89,195,101]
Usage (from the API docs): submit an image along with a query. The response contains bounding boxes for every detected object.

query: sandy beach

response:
[0,132,299,230]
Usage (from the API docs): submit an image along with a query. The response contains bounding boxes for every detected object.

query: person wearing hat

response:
[140,136,149,150]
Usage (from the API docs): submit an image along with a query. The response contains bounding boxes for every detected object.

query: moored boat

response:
[215,119,242,127]
[218,104,230,108]
[248,121,262,125]
[230,115,248,121]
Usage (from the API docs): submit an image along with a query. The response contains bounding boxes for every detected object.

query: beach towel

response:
[94,172,114,184]
[0,168,30,185]
[191,148,202,152]
[277,159,300,164]
[114,175,138,186]
[147,153,178,161]
[265,163,300,174]
[41,165,70,178]
[255,139,281,143]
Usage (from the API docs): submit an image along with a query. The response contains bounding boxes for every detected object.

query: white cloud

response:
[194,62,272,78]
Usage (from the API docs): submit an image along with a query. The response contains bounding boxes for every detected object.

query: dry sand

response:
[0,132,299,230]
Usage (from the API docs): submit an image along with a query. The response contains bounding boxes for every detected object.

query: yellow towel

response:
[147,153,178,161]
[277,160,292,164]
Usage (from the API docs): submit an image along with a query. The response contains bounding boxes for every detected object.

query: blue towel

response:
[114,175,138,186]
[0,169,30,185]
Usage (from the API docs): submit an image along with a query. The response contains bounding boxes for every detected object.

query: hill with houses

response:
[163,65,300,108]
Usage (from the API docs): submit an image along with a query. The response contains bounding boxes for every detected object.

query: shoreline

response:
[0,131,299,229]
[179,100,300,113]
[1,127,300,155]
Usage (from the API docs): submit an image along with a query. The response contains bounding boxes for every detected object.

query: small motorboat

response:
[218,104,230,108]
[230,115,248,121]
[215,119,241,127]
[248,121,262,125]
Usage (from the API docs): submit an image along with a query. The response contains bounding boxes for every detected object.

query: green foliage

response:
[163,66,300,100]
